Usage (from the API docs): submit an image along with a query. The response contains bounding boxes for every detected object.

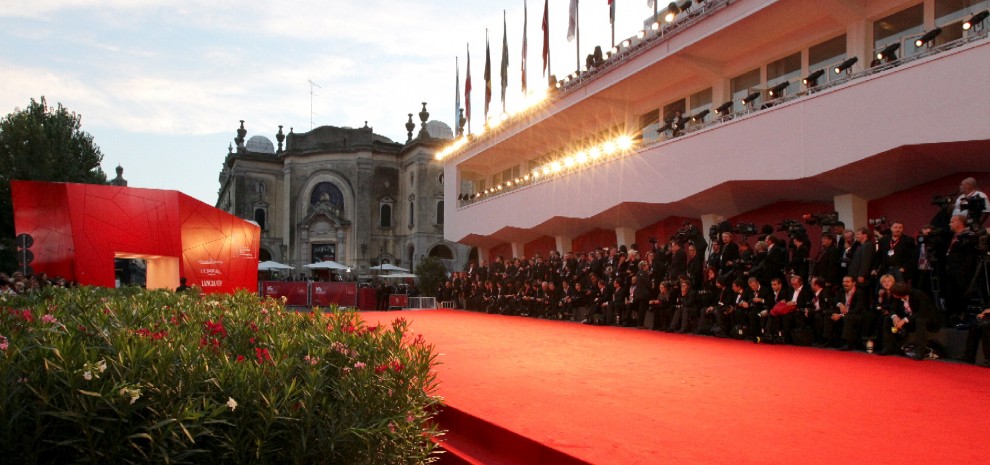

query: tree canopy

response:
[0,97,108,271]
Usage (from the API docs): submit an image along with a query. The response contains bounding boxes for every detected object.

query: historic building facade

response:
[217,104,470,276]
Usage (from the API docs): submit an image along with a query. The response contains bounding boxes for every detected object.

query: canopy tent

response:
[258,260,294,271]
[369,263,410,272]
[304,260,349,271]
[380,272,418,279]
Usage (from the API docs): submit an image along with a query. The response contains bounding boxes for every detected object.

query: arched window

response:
[254,208,267,230]
[409,201,415,228]
[429,244,454,260]
[436,201,444,225]
[380,204,392,228]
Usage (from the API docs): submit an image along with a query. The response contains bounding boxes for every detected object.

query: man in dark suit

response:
[808,276,836,347]
[873,221,917,284]
[815,232,843,290]
[667,240,687,281]
[777,275,814,344]
[741,276,774,341]
[828,275,872,350]
[764,235,788,283]
[847,227,875,288]
[881,282,940,360]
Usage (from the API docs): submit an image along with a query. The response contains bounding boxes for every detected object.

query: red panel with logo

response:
[311,282,358,307]
[261,281,309,306]
[11,181,259,294]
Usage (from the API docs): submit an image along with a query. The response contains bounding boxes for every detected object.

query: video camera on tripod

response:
[802,211,840,227]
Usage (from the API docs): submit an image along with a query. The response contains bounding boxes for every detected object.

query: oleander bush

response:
[0,287,443,464]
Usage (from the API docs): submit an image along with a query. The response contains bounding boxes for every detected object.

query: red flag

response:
[541,0,549,76]
[522,0,528,94]
[465,44,472,128]
[484,32,492,120]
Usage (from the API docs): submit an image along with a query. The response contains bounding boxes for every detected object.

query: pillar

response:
[555,235,574,254]
[511,242,525,259]
[615,227,637,250]
[834,194,868,230]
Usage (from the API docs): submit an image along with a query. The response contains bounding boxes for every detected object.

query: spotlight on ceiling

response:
[664,2,680,23]
[767,81,790,98]
[834,56,858,74]
[714,101,733,115]
[963,10,988,30]
[876,43,900,61]
[802,69,825,87]
[741,91,761,105]
[691,109,709,122]
[915,28,942,47]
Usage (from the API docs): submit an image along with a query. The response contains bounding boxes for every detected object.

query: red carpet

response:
[363,310,990,465]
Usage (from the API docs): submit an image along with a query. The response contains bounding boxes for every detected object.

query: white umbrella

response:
[369,263,410,272]
[380,272,418,279]
[258,260,294,271]
[304,260,350,270]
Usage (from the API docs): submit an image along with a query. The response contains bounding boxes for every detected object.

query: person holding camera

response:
[879,282,940,360]
[953,177,990,229]
[961,308,990,367]
[944,214,979,322]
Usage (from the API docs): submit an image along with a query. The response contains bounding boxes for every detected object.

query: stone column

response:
[615,227,637,250]
[834,194,868,230]
[555,235,574,254]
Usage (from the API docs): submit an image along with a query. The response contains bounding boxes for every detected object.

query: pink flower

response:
[354,362,366,369]
[406,414,415,423]
[0,335,8,351]
[41,314,58,325]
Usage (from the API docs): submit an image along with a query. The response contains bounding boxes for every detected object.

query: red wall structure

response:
[11,181,259,294]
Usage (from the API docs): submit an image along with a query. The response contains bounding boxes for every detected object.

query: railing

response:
[455,28,989,206]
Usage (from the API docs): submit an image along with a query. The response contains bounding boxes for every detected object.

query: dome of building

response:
[425,120,454,140]
[245,135,276,154]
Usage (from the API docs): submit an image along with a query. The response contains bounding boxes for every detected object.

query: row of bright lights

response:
[466,135,636,200]
[439,3,699,161]
[435,88,549,161]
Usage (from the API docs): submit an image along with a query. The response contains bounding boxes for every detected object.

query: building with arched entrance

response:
[217,104,470,277]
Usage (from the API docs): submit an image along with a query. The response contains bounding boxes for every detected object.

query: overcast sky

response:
[2,0,660,204]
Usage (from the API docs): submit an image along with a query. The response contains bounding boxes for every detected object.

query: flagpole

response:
[611,1,615,48]
[575,0,580,73]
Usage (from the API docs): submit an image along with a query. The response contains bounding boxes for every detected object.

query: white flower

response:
[96,360,107,373]
[83,371,93,381]
[227,397,237,411]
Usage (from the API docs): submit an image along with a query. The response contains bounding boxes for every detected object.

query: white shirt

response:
[953,190,990,217]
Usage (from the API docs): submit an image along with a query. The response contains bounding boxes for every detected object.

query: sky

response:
[2,0,663,205]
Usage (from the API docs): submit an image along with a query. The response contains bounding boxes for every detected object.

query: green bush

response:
[0,287,443,464]
[414,257,448,298]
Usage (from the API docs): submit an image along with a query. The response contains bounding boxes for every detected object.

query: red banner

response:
[261,281,309,306]
[312,282,357,307]
[389,294,409,309]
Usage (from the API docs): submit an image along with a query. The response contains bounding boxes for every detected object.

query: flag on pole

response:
[522,0,528,94]
[567,0,579,42]
[455,56,461,136]
[609,0,615,25]
[541,0,549,76]
[501,11,509,113]
[465,44,472,131]
[647,0,655,8]
[484,31,492,121]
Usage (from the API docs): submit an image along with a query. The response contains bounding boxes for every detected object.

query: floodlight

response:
[876,43,900,61]
[714,101,733,114]
[915,28,941,47]
[802,69,824,86]
[963,11,988,30]
[741,91,761,105]
[834,56,858,74]
[767,81,790,98]
[691,109,709,122]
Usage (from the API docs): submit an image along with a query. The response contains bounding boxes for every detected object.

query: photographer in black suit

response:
[880,282,940,360]
[961,308,990,367]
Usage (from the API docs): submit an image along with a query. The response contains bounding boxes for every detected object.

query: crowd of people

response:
[0,271,70,296]
[436,178,990,366]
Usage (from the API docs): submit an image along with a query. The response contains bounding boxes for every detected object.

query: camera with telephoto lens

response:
[733,222,758,236]
[867,217,887,227]
[932,195,954,207]
[803,211,839,226]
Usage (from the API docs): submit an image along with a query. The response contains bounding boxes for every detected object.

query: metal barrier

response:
[407,297,437,310]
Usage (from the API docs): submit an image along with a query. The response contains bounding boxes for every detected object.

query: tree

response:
[0,97,108,272]
[414,256,450,298]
